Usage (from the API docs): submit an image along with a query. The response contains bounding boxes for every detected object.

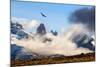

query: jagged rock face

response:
[11,44,24,60]
[16,30,28,40]
[11,22,28,40]
[11,44,43,60]
[36,23,46,35]
[11,22,23,34]
[51,30,58,36]
[73,34,95,51]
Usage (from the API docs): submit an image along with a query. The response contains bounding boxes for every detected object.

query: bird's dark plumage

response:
[41,12,47,17]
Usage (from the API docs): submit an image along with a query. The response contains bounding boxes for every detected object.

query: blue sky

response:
[11,1,92,33]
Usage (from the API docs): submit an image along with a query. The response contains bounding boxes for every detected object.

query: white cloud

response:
[27,20,40,29]
[12,23,94,56]
[11,17,40,33]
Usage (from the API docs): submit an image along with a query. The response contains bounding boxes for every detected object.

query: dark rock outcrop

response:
[73,34,95,51]
[51,30,58,36]
[11,44,24,60]
[11,22,23,34]
[11,21,28,39]
[36,23,46,35]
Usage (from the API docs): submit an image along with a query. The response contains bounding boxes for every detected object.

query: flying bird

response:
[40,12,47,17]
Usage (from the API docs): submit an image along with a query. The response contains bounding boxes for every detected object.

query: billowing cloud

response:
[69,7,95,32]
[11,17,40,33]
[12,24,94,56]
[26,20,40,29]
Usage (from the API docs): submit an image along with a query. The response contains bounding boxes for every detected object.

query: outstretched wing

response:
[41,12,47,17]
